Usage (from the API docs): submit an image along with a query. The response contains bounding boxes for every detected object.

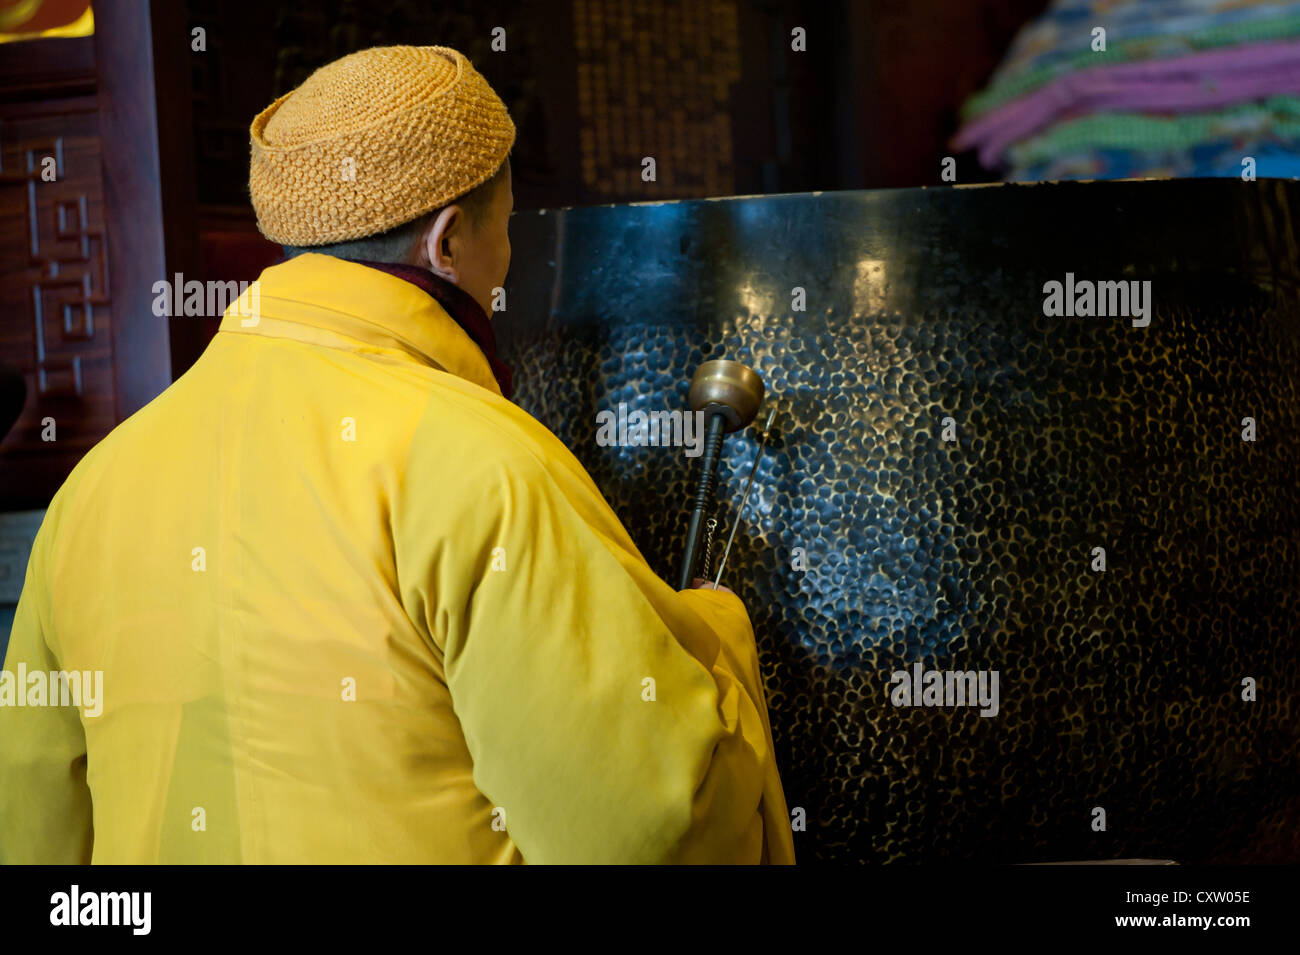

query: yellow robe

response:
[0,253,795,864]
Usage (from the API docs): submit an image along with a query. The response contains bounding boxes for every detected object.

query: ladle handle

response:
[675,410,727,589]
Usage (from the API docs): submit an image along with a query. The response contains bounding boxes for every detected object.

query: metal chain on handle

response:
[700,516,718,583]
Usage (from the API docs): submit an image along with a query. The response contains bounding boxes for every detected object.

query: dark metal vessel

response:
[499,179,1300,863]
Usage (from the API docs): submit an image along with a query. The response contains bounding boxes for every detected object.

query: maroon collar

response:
[353,260,514,399]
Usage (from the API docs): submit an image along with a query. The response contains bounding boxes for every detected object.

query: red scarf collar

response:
[354,260,514,399]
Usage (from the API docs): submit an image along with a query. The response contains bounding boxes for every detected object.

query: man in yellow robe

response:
[0,45,794,864]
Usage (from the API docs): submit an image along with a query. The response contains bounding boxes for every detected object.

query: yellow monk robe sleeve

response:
[676,585,795,865]
[396,421,792,863]
[0,504,94,864]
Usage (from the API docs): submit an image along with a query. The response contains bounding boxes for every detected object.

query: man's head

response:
[249,46,516,315]
[283,157,513,316]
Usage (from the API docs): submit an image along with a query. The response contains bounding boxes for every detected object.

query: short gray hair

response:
[282,212,430,264]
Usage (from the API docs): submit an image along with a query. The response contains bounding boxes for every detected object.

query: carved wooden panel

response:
[573,0,740,199]
[0,97,115,507]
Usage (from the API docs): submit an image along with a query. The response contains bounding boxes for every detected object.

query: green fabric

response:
[1006,95,1300,165]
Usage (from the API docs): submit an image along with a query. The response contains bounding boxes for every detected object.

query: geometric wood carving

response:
[0,98,116,508]
[0,133,109,397]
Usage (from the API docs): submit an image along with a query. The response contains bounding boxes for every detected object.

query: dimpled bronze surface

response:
[498,179,1300,864]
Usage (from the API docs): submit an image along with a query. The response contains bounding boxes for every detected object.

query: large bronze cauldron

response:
[498,179,1300,863]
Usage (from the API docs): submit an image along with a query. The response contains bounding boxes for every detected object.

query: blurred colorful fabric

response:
[954,0,1300,180]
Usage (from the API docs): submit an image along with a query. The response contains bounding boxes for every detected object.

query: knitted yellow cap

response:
[249,45,515,246]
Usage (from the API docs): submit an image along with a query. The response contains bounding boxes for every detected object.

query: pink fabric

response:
[955,38,1300,166]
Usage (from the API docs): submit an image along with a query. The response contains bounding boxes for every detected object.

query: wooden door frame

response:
[93,0,198,419]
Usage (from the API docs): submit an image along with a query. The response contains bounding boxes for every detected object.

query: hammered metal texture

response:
[498,180,1300,864]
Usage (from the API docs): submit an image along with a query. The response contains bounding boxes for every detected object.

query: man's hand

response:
[689,578,734,595]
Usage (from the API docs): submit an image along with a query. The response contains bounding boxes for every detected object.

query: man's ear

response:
[417,205,463,281]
